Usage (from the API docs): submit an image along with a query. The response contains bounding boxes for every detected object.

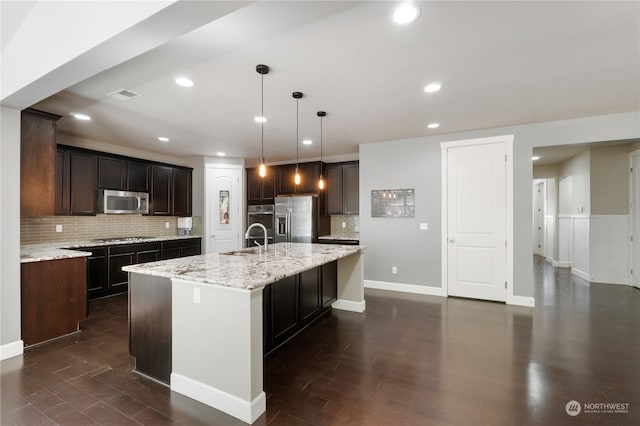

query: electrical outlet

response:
[419,223,429,231]
[193,287,200,304]
[165,222,170,229]
[342,222,346,228]
[392,266,398,274]
[55,224,63,233]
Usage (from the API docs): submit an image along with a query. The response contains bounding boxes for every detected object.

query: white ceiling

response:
[32,1,640,165]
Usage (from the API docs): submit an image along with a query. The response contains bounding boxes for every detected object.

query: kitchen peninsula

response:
[123,242,365,424]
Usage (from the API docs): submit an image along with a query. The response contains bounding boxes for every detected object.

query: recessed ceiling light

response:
[71,113,91,121]
[302,139,313,145]
[424,83,441,93]
[532,156,542,161]
[158,136,170,142]
[427,123,440,129]
[217,152,226,157]
[175,77,194,87]
[254,116,267,123]
[393,3,420,24]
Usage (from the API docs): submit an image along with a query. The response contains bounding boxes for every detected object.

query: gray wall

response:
[591,145,630,215]
[1,106,21,349]
[360,111,640,298]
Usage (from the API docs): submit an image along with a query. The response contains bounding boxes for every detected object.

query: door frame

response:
[441,134,515,303]
[532,179,547,257]
[204,162,244,254]
[629,150,640,289]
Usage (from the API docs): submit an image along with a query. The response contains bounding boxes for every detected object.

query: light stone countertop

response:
[318,235,360,241]
[123,242,365,290]
[20,235,202,263]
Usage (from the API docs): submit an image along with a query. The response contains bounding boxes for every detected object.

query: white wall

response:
[560,150,590,215]
[1,107,22,358]
[360,112,640,299]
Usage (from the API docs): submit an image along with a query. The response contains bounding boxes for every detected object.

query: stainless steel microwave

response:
[98,189,149,214]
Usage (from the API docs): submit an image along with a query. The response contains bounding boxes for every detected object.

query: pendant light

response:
[317,111,326,190]
[256,64,269,178]
[292,91,303,185]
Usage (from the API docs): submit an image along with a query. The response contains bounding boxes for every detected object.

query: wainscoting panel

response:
[571,216,590,280]
[558,216,572,268]
[590,215,629,285]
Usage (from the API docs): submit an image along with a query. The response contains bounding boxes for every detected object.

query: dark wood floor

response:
[2,256,639,425]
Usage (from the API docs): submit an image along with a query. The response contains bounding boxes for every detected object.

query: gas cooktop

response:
[91,236,151,243]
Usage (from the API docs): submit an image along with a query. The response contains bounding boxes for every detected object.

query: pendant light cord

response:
[296,97,299,171]
[261,73,264,163]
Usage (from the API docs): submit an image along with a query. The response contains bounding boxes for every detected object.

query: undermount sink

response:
[221,247,266,256]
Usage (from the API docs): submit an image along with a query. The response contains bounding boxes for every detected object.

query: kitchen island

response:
[123,242,365,424]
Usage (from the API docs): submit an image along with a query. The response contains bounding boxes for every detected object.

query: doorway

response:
[205,164,242,253]
[441,134,514,303]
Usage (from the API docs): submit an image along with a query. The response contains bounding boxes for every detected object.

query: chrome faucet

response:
[245,223,268,253]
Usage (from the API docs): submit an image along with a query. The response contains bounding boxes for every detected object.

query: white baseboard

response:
[364,280,446,297]
[589,276,631,286]
[552,260,571,268]
[0,340,23,361]
[331,299,366,313]
[571,268,591,282]
[507,295,535,307]
[171,373,266,424]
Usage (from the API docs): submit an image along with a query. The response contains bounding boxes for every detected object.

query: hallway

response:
[2,257,639,425]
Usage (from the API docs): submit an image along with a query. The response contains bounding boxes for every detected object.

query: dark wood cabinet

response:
[275,162,322,196]
[263,261,337,355]
[55,149,69,215]
[172,167,192,217]
[127,160,150,192]
[151,165,173,215]
[69,150,98,215]
[326,161,359,215]
[21,257,87,346]
[21,109,61,217]
[85,247,108,300]
[160,238,201,260]
[247,167,275,205]
[98,156,127,190]
[108,242,162,297]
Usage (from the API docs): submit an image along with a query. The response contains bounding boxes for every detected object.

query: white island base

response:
[127,245,364,424]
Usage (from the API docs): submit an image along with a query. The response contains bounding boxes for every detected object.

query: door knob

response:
[448,237,455,243]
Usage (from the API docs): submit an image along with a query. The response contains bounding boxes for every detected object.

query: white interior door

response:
[444,140,507,302]
[630,153,640,288]
[206,166,242,253]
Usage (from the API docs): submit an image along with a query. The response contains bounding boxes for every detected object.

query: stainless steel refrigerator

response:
[275,196,319,243]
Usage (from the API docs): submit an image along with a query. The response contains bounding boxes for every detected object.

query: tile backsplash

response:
[21,215,203,245]
[329,215,359,239]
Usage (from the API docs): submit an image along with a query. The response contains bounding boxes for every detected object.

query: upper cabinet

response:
[247,167,275,205]
[276,162,322,196]
[20,109,61,217]
[127,160,150,192]
[98,156,127,190]
[326,161,359,215]
[150,164,192,216]
[56,146,98,216]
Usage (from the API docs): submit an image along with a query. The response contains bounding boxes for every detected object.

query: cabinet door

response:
[343,162,360,214]
[127,160,150,192]
[261,169,275,202]
[86,247,108,300]
[151,165,173,215]
[247,168,262,204]
[173,167,192,217]
[137,249,161,263]
[300,267,321,325]
[98,156,127,190]
[326,165,343,215]
[108,251,135,293]
[298,162,320,194]
[271,275,300,346]
[55,148,70,215]
[20,110,58,217]
[276,164,297,195]
[69,150,98,215]
[321,261,338,309]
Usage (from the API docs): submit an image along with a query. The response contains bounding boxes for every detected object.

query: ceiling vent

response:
[107,88,141,101]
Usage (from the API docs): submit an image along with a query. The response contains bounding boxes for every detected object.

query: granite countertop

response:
[318,235,360,241]
[20,235,203,263]
[123,242,365,290]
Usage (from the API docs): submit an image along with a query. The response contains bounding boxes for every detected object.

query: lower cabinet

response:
[81,238,201,300]
[21,257,87,346]
[263,261,337,355]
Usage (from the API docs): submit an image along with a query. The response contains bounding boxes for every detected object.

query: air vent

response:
[107,88,141,101]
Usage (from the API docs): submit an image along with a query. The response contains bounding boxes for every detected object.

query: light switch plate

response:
[55,224,63,233]
[342,222,346,228]
[193,287,200,304]
[419,223,429,230]
[165,222,170,229]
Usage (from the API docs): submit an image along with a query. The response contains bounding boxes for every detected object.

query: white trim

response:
[0,340,24,360]
[171,373,266,424]
[365,280,446,297]
[441,134,519,305]
[331,299,366,313]
[571,267,591,282]
[506,295,535,307]
[552,260,571,268]
[589,276,631,286]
